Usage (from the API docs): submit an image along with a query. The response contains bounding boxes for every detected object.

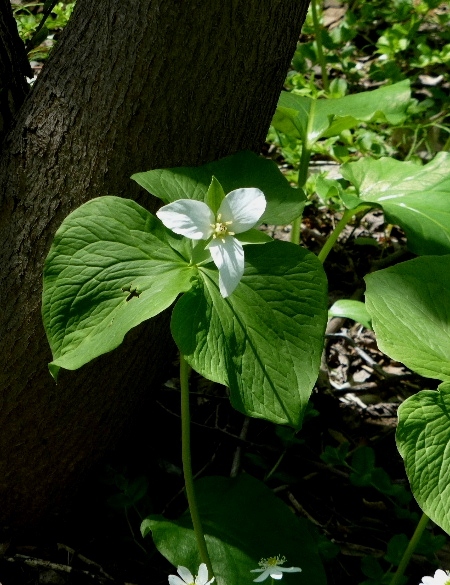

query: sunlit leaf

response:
[171,241,328,427]
[132,150,306,225]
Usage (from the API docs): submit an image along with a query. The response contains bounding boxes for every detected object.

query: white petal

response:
[252,568,271,582]
[208,236,244,297]
[218,188,266,234]
[421,572,449,585]
[279,566,302,573]
[196,564,212,585]
[156,200,214,240]
[169,575,189,585]
[176,565,194,584]
[270,573,283,580]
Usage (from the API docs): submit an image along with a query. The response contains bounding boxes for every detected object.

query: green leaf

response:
[131,150,306,225]
[272,80,411,147]
[397,382,450,535]
[341,153,450,255]
[42,196,193,378]
[171,241,328,427]
[320,442,350,466]
[328,299,372,330]
[141,474,326,585]
[385,534,408,566]
[365,256,450,381]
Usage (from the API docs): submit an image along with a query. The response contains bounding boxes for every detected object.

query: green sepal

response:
[206,176,225,215]
[234,229,273,245]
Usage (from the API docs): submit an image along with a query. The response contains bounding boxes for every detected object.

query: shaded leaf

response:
[141,474,326,585]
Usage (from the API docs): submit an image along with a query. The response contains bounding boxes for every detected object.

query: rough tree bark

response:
[0,0,310,528]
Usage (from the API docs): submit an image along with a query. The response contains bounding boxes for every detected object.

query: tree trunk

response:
[0,0,309,528]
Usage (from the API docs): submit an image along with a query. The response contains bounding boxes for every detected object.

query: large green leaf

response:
[171,241,328,427]
[42,196,193,378]
[365,255,450,382]
[131,150,305,225]
[141,474,326,585]
[397,383,450,535]
[272,80,410,147]
[341,153,450,255]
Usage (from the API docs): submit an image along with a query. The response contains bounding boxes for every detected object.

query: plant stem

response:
[290,145,311,245]
[389,512,429,585]
[311,0,329,91]
[180,354,213,576]
[317,208,354,263]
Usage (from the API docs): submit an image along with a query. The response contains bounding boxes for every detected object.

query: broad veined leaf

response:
[131,150,306,225]
[141,474,326,585]
[42,196,193,378]
[272,80,410,147]
[397,382,450,535]
[171,241,328,427]
[341,153,450,255]
[365,255,450,381]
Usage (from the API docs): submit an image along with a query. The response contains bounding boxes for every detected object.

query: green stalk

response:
[290,145,311,245]
[317,208,355,263]
[180,354,213,576]
[311,0,329,91]
[389,512,429,585]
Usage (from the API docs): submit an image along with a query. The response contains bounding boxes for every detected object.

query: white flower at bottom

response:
[250,555,302,582]
[156,187,266,297]
[420,569,450,585]
[168,563,214,585]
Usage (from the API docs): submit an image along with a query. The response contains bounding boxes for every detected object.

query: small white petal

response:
[169,575,189,585]
[271,573,283,580]
[252,568,272,582]
[208,236,244,297]
[218,188,266,233]
[157,200,214,240]
[196,563,214,585]
[177,565,194,584]
[421,570,450,585]
[279,567,302,573]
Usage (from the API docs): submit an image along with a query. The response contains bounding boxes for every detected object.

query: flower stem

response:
[180,354,213,576]
[290,145,311,245]
[317,208,354,263]
[389,512,429,585]
[317,206,372,264]
[311,0,329,92]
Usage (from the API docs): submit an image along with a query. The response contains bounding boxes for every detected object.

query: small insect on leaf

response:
[121,284,141,300]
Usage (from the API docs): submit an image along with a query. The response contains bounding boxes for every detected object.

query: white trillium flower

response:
[156,187,266,297]
[250,555,302,582]
[168,563,214,585]
[420,569,450,585]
